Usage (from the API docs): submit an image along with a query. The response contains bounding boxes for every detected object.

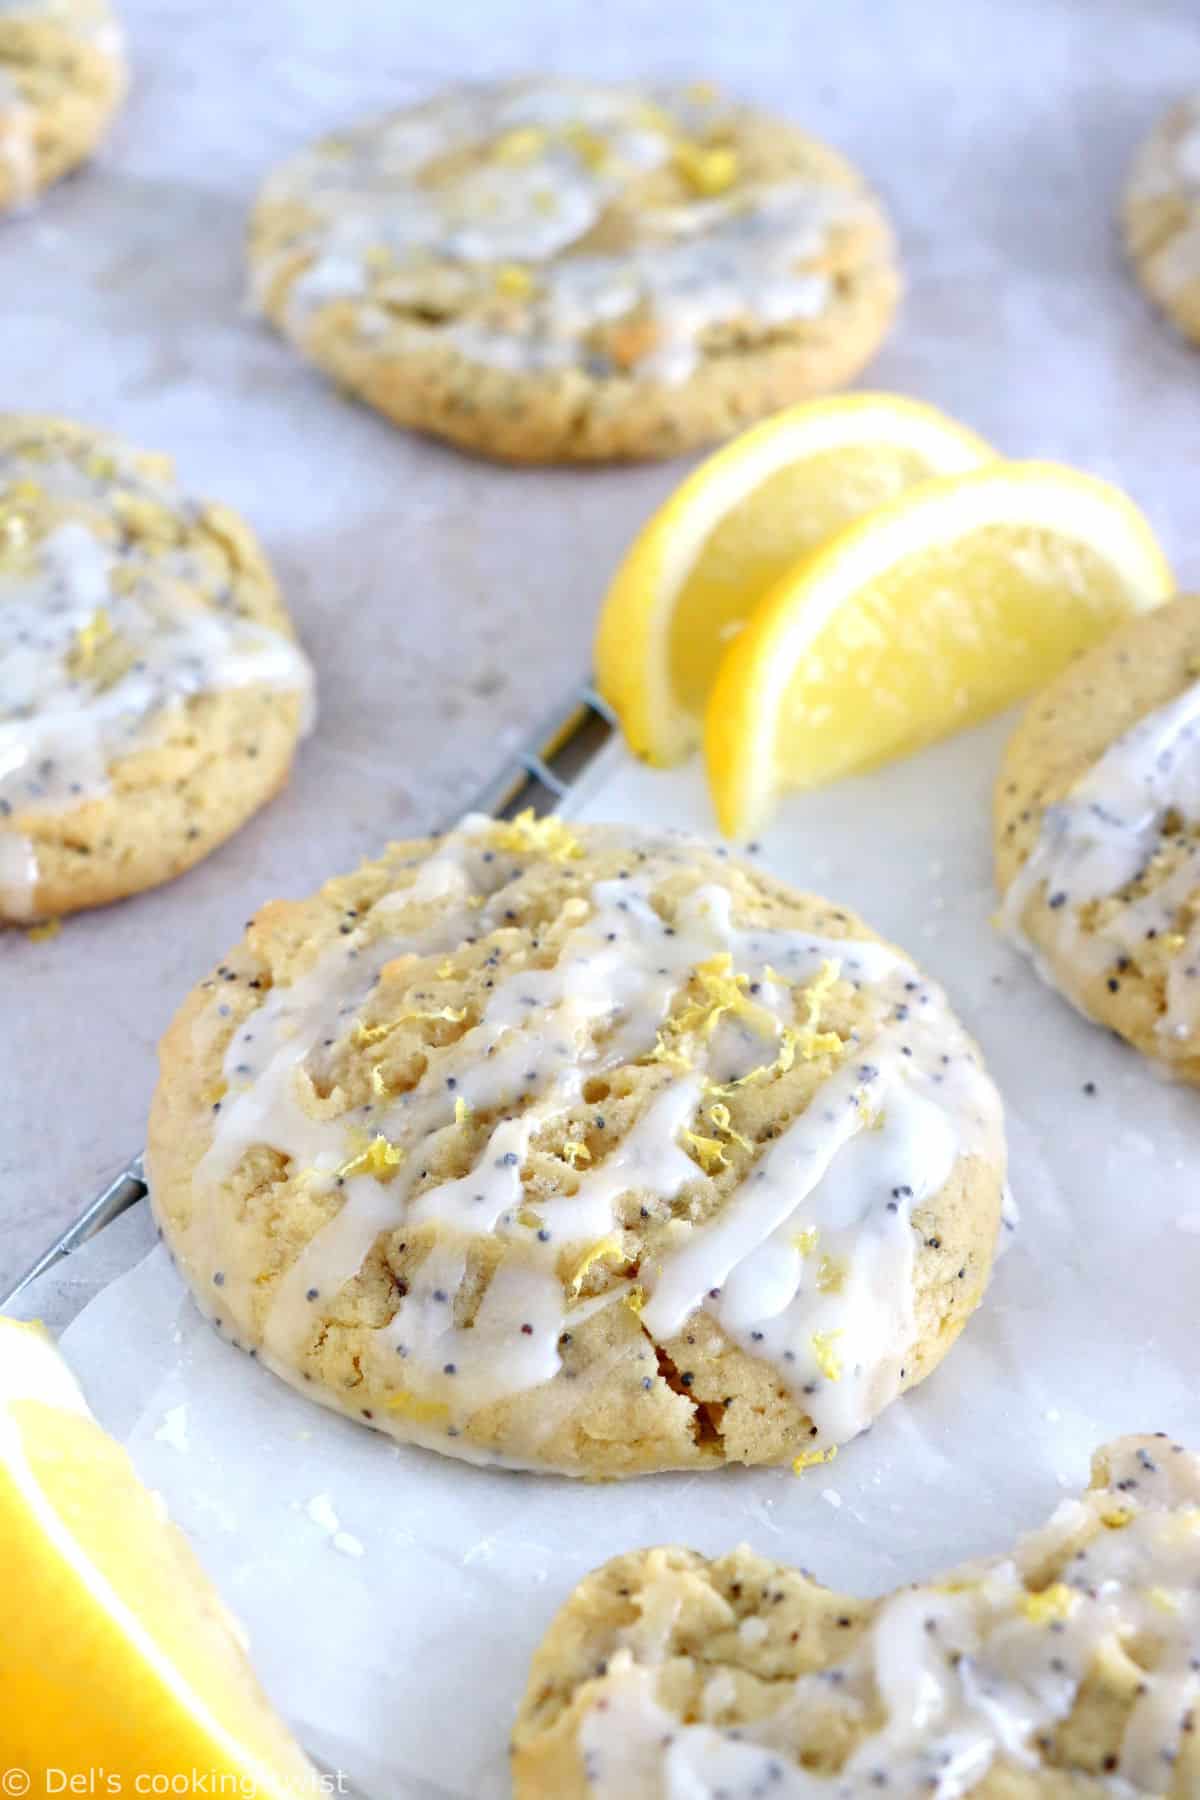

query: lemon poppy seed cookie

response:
[247,79,899,464]
[512,1434,1200,1797]
[0,0,127,213]
[1122,95,1200,346]
[0,415,314,921]
[995,596,1200,1079]
[148,815,1005,1478]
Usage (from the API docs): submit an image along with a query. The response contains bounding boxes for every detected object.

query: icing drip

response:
[576,1438,1200,1798]
[182,821,1003,1465]
[1001,675,1200,1044]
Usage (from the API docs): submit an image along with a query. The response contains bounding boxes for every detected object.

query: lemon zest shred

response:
[796,960,846,1062]
[792,1227,819,1257]
[1020,1584,1075,1624]
[74,606,113,666]
[386,1390,450,1424]
[454,1097,471,1128]
[26,918,61,943]
[816,1255,847,1295]
[370,1065,388,1098]
[673,140,739,196]
[567,1234,622,1296]
[353,1019,392,1047]
[1147,1586,1180,1614]
[624,1285,646,1316]
[489,809,582,864]
[436,959,456,979]
[793,1444,838,1476]
[495,263,535,300]
[339,1134,405,1182]
[706,1101,753,1153]
[811,1330,843,1382]
[563,122,610,169]
[561,1138,592,1168]
[494,125,547,164]
[397,1005,467,1025]
[1100,1505,1135,1530]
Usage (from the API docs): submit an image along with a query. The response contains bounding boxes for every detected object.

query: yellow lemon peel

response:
[624,1285,646,1316]
[792,1227,819,1257]
[810,1330,843,1382]
[369,1065,388,1098]
[453,1097,471,1128]
[1147,1586,1180,1614]
[1100,1505,1135,1530]
[561,1138,592,1168]
[793,1444,838,1476]
[26,918,61,942]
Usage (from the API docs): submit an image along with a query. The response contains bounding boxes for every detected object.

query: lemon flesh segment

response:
[0,1321,314,1793]
[595,394,993,765]
[705,462,1174,839]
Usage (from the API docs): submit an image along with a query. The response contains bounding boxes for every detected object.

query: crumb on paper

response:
[332,1530,365,1558]
[822,1488,842,1508]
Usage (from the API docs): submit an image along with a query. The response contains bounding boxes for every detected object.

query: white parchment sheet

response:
[15,723,1200,1796]
[7,0,1200,1792]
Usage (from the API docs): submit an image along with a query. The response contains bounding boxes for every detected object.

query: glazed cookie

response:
[147,815,1005,1479]
[511,1434,1200,1797]
[0,414,313,921]
[247,79,899,464]
[0,0,127,213]
[995,596,1200,1079]
[1122,95,1200,345]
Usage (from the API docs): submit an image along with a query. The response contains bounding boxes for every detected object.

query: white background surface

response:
[5,1,1200,1793]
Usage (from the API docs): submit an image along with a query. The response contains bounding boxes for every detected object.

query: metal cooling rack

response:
[0,679,616,1310]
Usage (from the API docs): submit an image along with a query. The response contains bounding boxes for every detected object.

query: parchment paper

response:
[7,0,1200,1792]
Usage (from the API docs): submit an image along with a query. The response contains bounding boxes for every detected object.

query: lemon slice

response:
[705,460,1174,838]
[595,394,993,763]
[0,1318,315,1792]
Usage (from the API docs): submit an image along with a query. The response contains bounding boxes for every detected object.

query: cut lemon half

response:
[705,460,1174,838]
[0,1318,315,1793]
[595,393,993,763]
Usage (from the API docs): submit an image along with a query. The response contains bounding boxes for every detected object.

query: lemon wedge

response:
[705,460,1173,838]
[0,1318,315,1792]
[595,393,993,763]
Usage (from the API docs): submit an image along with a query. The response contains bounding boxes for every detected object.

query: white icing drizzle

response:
[177,821,1003,1466]
[0,437,314,916]
[576,1437,1200,1798]
[1001,675,1200,1045]
[253,80,851,386]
